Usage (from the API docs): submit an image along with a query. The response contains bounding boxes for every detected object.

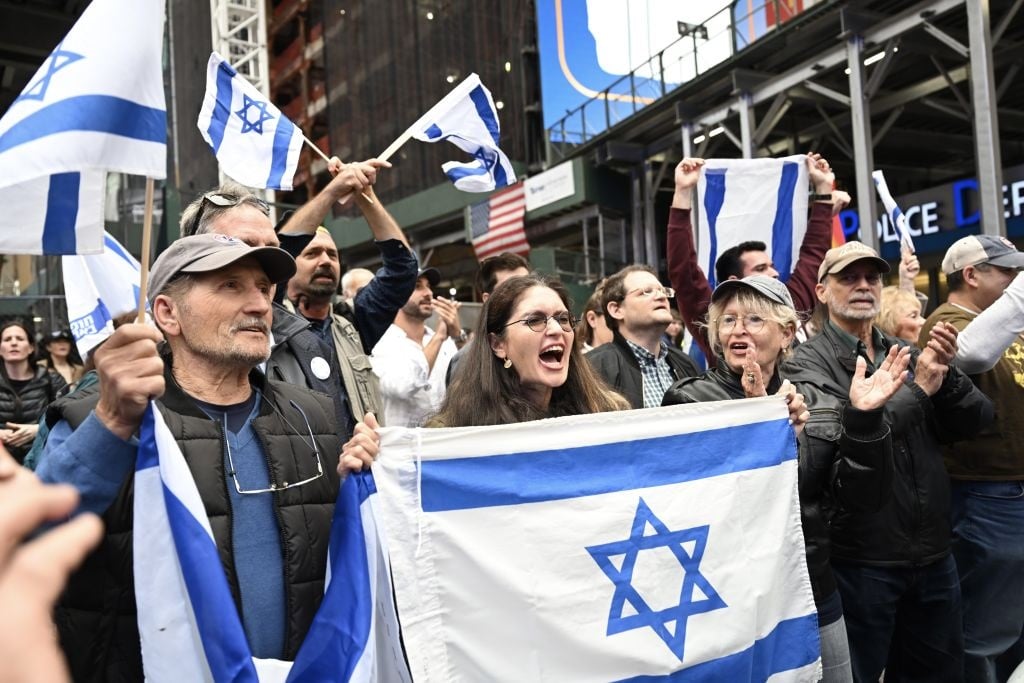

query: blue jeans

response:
[833,555,963,683]
[951,480,1024,683]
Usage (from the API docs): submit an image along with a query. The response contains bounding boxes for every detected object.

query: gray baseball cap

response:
[712,275,795,310]
[148,233,296,303]
[941,234,1024,274]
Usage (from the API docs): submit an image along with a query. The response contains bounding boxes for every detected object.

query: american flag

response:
[467,183,528,262]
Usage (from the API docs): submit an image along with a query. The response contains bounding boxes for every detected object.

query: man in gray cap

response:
[920,234,1024,682]
[36,234,377,681]
[784,241,993,683]
[370,267,462,427]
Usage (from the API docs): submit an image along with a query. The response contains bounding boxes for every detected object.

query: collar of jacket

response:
[710,356,785,396]
[271,301,313,345]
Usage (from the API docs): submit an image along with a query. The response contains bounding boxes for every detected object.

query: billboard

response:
[537,1,734,141]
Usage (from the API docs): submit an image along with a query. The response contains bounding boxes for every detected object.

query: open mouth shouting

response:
[539,344,566,367]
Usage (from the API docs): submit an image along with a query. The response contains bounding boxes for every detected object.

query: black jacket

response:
[783,323,993,566]
[51,365,342,682]
[662,361,893,606]
[586,331,698,409]
[0,366,66,462]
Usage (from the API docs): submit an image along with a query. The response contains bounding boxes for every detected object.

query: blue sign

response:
[838,164,1024,259]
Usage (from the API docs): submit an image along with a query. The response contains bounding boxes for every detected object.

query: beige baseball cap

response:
[941,235,1024,274]
[817,241,891,282]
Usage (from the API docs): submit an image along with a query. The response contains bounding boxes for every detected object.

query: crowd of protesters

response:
[2,153,1022,683]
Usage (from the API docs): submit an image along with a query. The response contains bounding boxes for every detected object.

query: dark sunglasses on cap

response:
[186,192,270,236]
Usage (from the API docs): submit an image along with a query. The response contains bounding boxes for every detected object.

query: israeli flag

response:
[0,0,166,254]
[697,156,809,289]
[374,399,821,681]
[133,403,410,682]
[62,231,146,357]
[409,73,516,192]
[872,170,915,253]
[197,52,304,190]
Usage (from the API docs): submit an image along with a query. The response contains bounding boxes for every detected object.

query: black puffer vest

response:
[0,366,66,461]
[50,366,342,682]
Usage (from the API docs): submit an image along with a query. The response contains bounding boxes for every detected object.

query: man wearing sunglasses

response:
[586,265,698,409]
[36,234,378,681]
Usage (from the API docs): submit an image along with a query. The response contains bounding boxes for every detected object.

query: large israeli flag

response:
[133,403,410,682]
[197,52,304,191]
[408,73,517,192]
[374,399,821,681]
[63,231,145,357]
[696,156,809,289]
[0,0,166,254]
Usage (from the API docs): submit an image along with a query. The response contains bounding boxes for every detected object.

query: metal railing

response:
[546,1,815,161]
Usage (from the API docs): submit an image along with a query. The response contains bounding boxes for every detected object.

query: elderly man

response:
[371,268,462,427]
[784,241,993,683]
[35,234,376,681]
[919,235,1024,682]
[586,265,698,409]
[341,267,375,305]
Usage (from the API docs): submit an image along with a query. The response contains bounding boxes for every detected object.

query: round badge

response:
[310,356,331,380]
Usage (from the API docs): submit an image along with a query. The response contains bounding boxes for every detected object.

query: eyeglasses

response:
[503,312,577,333]
[224,398,324,495]
[717,314,767,333]
[186,192,271,236]
[627,285,675,299]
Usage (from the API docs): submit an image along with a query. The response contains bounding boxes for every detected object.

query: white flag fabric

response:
[872,170,915,253]
[197,52,304,191]
[62,231,145,357]
[133,403,410,682]
[374,399,821,681]
[408,73,516,192]
[0,171,105,254]
[697,156,809,288]
[0,0,166,254]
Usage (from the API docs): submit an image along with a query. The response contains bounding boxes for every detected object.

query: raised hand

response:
[672,158,705,209]
[93,324,165,440]
[741,340,766,398]
[806,152,835,194]
[849,345,911,410]
[914,323,958,396]
[433,297,463,340]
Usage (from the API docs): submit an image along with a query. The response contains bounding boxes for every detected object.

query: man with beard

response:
[784,241,993,683]
[370,268,462,427]
[35,234,378,680]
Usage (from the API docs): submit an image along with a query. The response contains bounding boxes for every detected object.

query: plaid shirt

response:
[626,339,676,408]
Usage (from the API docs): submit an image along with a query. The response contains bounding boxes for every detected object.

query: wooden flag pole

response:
[136,176,154,323]
[299,136,372,205]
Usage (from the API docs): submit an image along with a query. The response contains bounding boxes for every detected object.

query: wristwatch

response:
[454,332,468,343]
[810,193,833,202]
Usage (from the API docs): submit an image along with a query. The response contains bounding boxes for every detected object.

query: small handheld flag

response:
[872,170,915,254]
[197,52,304,191]
[466,183,529,261]
[380,73,516,192]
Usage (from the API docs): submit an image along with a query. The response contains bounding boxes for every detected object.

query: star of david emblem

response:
[586,498,727,660]
[14,41,83,105]
[235,94,274,134]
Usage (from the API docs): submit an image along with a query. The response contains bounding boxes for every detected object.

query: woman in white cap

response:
[662,275,910,683]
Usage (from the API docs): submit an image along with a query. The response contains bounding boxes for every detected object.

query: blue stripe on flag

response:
[288,472,376,681]
[468,85,501,145]
[702,169,727,289]
[103,233,138,268]
[614,613,820,682]
[42,172,79,253]
[266,116,295,189]
[0,96,165,153]
[446,164,490,182]
[165,487,260,682]
[207,61,236,153]
[137,405,160,471]
[770,161,799,283]
[421,418,794,512]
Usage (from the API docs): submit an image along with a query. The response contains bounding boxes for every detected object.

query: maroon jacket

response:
[666,201,833,363]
